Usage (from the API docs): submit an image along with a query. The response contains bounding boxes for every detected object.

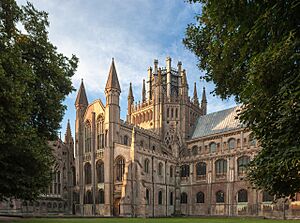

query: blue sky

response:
[16,0,236,138]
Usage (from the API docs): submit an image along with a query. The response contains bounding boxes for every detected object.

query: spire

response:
[75,79,88,107]
[142,79,146,102]
[181,69,187,87]
[127,83,134,119]
[128,82,134,100]
[147,67,153,100]
[64,119,72,143]
[193,82,199,106]
[105,58,121,92]
[201,87,207,115]
[201,87,207,103]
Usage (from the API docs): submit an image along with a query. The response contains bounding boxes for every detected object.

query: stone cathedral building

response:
[71,57,300,218]
[1,57,299,218]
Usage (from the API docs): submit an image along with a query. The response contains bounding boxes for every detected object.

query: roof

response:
[75,80,88,107]
[105,58,121,91]
[191,106,241,139]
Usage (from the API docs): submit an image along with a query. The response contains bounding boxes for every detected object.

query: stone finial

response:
[193,82,199,106]
[142,79,146,102]
[166,56,171,73]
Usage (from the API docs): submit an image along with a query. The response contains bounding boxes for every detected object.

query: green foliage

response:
[184,0,300,198]
[0,0,78,200]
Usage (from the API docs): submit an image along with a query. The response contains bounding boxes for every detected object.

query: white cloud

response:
[16,0,236,135]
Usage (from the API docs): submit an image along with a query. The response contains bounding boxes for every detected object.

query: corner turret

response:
[193,82,199,107]
[127,83,134,122]
[201,87,207,115]
[75,79,88,109]
[142,79,146,103]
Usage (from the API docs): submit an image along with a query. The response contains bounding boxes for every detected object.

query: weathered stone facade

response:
[72,57,300,218]
[1,57,299,218]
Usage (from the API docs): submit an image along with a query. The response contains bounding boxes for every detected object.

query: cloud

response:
[16,0,236,136]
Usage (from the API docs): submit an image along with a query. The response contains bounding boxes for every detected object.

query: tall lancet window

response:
[96,160,104,183]
[97,115,104,150]
[115,156,125,182]
[85,121,91,153]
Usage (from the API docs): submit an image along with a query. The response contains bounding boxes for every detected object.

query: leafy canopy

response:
[0,0,78,200]
[184,0,300,198]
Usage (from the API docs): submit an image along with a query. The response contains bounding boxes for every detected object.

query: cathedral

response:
[1,57,300,218]
[71,57,299,218]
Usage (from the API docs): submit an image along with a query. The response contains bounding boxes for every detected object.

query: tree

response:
[184,0,300,198]
[0,0,78,200]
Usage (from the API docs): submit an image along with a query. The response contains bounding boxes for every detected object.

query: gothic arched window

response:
[216,190,225,203]
[180,164,190,177]
[84,162,91,185]
[146,188,150,205]
[158,162,163,176]
[209,142,217,153]
[180,192,188,204]
[192,146,198,155]
[73,192,79,204]
[115,156,125,182]
[215,159,227,175]
[97,116,104,149]
[85,121,91,153]
[144,159,149,174]
[124,135,129,146]
[169,191,173,205]
[96,160,104,183]
[84,190,92,204]
[196,162,206,177]
[158,191,163,205]
[228,138,236,150]
[71,166,76,186]
[169,165,173,178]
[238,189,248,203]
[98,189,104,204]
[237,156,250,175]
[196,192,205,203]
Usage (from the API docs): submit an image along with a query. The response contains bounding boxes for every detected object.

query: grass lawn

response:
[9,217,300,223]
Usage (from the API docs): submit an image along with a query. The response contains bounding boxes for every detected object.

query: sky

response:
[16,0,236,138]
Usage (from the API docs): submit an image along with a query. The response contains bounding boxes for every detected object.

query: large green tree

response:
[0,0,78,200]
[184,0,300,198]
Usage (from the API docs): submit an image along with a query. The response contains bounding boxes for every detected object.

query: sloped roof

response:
[191,106,241,139]
[75,80,88,106]
[105,58,121,91]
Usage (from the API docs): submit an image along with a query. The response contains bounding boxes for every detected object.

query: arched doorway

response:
[113,198,121,216]
[72,203,75,215]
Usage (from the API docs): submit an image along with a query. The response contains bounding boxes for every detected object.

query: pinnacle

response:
[105,58,121,91]
[75,79,88,107]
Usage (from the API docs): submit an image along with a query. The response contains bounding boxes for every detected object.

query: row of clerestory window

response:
[189,137,257,155]
[83,156,250,184]
[180,156,250,178]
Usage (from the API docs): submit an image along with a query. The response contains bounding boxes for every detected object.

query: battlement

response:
[132,99,153,113]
